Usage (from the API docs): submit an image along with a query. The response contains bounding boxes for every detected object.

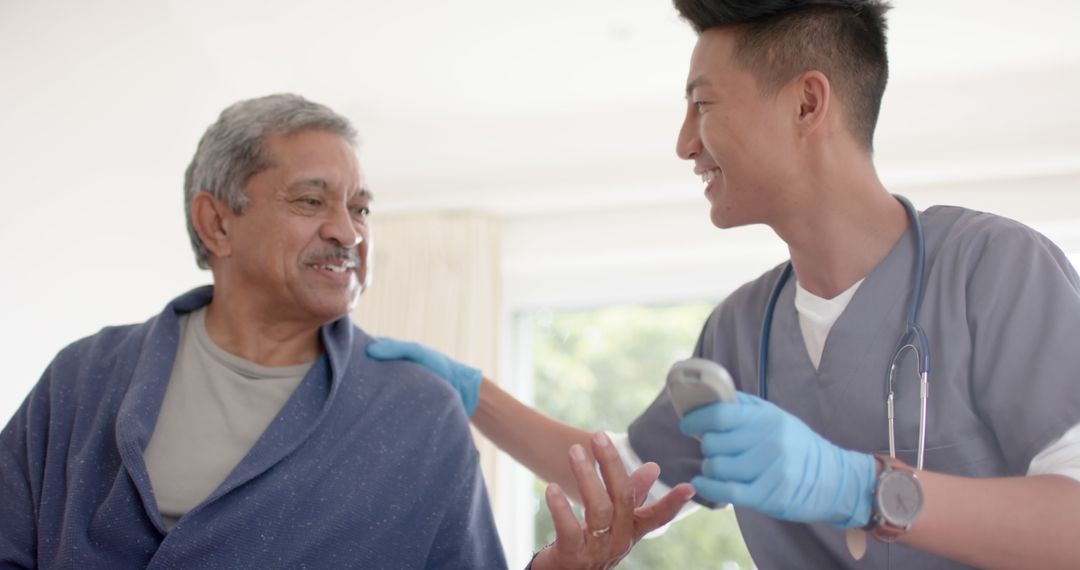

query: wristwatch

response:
[868,454,923,542]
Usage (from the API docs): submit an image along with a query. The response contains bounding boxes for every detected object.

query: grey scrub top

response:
[628,206,1080,569]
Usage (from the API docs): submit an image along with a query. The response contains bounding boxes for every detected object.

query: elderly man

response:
[0,94,688,570]
[0,94,503,568]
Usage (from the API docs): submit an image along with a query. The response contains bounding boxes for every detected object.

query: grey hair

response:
[183,93,359,269]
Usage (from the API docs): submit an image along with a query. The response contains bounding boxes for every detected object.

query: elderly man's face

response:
[225,129,371,325]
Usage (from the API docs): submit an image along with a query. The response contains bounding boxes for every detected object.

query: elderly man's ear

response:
[191,192,234,261]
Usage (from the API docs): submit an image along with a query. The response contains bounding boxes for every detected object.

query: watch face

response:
[877,470,923,527]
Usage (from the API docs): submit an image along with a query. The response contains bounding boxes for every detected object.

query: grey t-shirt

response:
[144,308,313,528]
[629,206,1080,569]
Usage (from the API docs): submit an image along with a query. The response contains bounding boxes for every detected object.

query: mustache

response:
[304,247,361,266]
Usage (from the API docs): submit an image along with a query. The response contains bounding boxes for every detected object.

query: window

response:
[523,302,754,569]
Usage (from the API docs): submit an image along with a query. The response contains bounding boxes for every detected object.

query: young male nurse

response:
[371,1,1080,568]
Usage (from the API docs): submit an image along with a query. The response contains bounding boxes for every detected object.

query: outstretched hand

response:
[531,432,696,570]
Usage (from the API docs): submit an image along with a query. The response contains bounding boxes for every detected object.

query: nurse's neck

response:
[768,121,912,299]
[780,187,910,300]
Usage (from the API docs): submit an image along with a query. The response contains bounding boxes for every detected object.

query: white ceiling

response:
[2,0,1078,216]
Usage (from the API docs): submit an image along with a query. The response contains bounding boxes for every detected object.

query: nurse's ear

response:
[792,70,832,139]
[190,191,235,261]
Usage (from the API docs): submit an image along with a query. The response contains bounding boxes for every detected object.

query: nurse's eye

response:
[693,100,710,113]
[297,197,323,207]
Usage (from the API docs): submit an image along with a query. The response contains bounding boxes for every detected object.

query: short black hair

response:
[674,0,892,150]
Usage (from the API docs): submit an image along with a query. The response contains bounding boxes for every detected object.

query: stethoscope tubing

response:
[758,194,929,467]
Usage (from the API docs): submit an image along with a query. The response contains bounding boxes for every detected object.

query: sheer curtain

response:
[351,211,503,491]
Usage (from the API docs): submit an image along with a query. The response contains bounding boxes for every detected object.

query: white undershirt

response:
[794,278,864,370]
[615,279,1080,518]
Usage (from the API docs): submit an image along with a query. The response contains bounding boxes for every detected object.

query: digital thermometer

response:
[666,357,737,418]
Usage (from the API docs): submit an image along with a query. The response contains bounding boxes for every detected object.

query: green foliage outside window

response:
[529,303,755,570]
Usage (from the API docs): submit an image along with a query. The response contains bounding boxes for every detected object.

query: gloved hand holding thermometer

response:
[678,378,877,528]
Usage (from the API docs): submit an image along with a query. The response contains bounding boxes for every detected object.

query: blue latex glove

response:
[680,392,876,528]
[366,338,483,416]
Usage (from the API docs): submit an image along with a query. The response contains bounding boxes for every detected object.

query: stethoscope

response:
[757,195,930,469]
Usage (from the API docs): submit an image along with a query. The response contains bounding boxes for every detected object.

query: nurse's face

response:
[676,28,798,229]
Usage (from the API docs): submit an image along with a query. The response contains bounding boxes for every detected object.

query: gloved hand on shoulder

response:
[366,338,483,416]
[680,392,876,528]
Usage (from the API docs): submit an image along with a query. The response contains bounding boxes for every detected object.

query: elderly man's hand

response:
[530,432,695,570]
